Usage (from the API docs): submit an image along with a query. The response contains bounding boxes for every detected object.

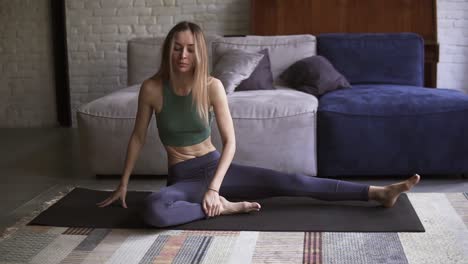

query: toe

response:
[411,174,421,185]
[248,202,261,212]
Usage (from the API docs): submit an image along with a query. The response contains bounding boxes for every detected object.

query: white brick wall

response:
[437,0,468,93]
[66,0,468,126]
[65,0,468,127]
[0,0,57,127]
[2,1,466,127]
[66,0,250,126]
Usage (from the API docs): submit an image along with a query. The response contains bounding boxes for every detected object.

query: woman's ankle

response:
[368,186,386,202]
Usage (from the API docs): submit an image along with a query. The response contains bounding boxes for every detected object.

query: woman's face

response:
[172,30,195,74]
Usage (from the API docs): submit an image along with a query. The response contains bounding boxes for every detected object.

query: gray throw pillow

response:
[236,49,275,92]
[212,49,264,94]
[280,55,351,96]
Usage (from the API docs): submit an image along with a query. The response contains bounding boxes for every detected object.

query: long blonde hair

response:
[153,21,210,124]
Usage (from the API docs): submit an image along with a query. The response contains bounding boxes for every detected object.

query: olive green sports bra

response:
[155,80,214,147]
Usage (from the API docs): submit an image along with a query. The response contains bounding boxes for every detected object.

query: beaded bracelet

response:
[207,188,219,193]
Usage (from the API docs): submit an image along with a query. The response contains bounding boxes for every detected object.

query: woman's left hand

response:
[202,189,221,218]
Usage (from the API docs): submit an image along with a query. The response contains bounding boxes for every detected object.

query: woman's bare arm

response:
[207,78,236,191]
[120,79,158,187]
[97,79,158,208]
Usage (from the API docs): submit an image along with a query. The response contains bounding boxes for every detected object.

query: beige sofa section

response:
[77,34,318,176]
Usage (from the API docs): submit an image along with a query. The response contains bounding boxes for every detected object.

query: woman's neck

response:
[171,73,194,94]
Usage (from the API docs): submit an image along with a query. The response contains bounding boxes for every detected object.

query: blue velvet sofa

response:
[316,33,468,177]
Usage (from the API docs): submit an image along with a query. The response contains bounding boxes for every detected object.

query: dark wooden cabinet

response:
[251,0,439,88]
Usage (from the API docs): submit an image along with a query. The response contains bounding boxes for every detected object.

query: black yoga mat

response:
[29,188,425,232]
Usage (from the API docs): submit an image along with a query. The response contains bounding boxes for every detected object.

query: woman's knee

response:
[142,193,172,228]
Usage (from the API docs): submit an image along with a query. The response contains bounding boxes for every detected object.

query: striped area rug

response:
[0,193,467,264]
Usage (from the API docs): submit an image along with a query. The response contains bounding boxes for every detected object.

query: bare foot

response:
[372,174,421,208]
[219,196,261,215]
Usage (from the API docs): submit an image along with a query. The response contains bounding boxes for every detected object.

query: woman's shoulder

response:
[207,76,224,95]
[207,76,227,108]
[141,77,164,96]
[208,76,222,87]
[139,77,164,111]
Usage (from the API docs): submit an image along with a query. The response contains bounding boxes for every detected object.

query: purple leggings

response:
[143,150,370,227]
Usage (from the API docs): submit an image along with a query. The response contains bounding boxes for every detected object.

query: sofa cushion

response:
[76,84,168,175]
[280,55,350,96]
[212,35,316,84]
[210,89,319,176]
[319,84,468,116]
[79,85,318,120]
[317,33,424,86]
[77,87,319,176]
[228,89,317,118]
[211,49,264,94]
[77,85,141,118]
[317,85,468,176]
[236,49,275,92]
[127,34,222,86]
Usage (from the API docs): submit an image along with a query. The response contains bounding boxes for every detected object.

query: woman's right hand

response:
[96,184,128,208]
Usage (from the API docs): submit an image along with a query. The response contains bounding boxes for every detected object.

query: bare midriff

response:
[164,136,217,167]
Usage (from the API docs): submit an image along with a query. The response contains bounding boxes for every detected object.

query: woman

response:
[97,21,420,227]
